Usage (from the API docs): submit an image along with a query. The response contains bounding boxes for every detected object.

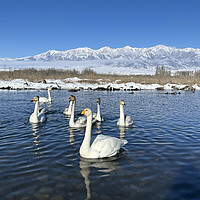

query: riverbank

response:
[0,77,199,91]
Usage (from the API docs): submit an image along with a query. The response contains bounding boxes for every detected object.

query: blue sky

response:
[1,0,200,58]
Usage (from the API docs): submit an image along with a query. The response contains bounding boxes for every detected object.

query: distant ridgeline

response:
[1,45,200,71]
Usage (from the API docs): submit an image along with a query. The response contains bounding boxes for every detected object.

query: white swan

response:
[80,108,128,158]
[93,98,104,122]
[63,95,73,115]
[39,88,52,103]
[69,96,87,128]
[117,100,133,127]
[29,96,46,123]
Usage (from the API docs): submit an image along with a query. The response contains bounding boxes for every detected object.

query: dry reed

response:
[0,68,200,86]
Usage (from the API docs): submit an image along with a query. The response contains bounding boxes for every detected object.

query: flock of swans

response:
[29,88,133,159]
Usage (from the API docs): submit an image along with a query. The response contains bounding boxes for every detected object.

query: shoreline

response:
[0,78,199,91]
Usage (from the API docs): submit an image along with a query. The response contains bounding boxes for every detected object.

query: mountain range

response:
[1,45,200,72]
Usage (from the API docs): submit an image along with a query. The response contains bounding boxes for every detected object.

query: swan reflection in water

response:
[79,149,127,200]
[30,123,44,158]
[95,121,102,135]
[119,126,125,139]
[119,126,133,139]
[68,127,84,154]
[31,123,40,146]
[69,127,76,146]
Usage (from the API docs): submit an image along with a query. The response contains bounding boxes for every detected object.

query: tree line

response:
[155,65,200,77]
[0,66,200,85]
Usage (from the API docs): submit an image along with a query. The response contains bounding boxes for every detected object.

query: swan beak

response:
[124,103,126,106]
[81,110,86,115]
[31,97,36,102]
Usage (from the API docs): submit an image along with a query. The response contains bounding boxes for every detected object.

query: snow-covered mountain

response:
[1,45,200,73]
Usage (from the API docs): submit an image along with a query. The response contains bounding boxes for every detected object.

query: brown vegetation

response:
[0,67,200,85]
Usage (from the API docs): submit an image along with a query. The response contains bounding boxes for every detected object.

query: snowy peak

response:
[14,45,200,62]
[2,45,200,70]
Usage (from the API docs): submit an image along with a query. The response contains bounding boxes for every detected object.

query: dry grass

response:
[0,68,200,86]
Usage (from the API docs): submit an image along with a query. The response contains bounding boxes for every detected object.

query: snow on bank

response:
[0,78,199,91]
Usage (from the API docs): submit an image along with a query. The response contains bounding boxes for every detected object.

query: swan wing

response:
[92,112,101,124]
[125,115,133,126]
[92,118,98,124]
[93,113,104,122]
[39,107,47,114]
[38,112,46,122]
[117,118,120,125]
[93,113,97,119]
[76,116,87,125]
[29,113,37,123]
[91,135,127,158]
[76,115,97,126]
[63,107,69,115]
[39,97,49,103]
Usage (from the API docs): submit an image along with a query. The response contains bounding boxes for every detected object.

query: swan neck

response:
[48,89,51,101]
[69,101,75,125]
[68,101,72,114]
[96,103,101,121]
[119,104,125,124]
[34,101,39,115]
[80,113,92,152]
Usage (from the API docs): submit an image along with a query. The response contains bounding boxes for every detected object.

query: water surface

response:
[0,90,200,200]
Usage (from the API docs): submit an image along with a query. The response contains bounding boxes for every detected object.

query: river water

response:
[0,90,200,200]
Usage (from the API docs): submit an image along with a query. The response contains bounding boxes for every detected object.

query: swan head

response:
[70,95,76,102]
[120,100,126,106]
[48,88,52,91]
[69,95,72,101]
[81,108,92,117]
[31,96,39,102]
[68,95,72,102]
[97,98,101,104]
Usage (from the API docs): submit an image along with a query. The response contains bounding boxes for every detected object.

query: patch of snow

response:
[64,77,82,82]
[0,78,198,91]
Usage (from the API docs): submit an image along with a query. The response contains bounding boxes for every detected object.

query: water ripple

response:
[1,90,200,199]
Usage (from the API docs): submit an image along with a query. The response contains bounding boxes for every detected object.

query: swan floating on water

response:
[63,95,73,115]
[39,88,52,103]
[29,96,46,123]
[93,98,104,122]
[69,95,87,128]
[80,108,127,159]
[117,100,133,127]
